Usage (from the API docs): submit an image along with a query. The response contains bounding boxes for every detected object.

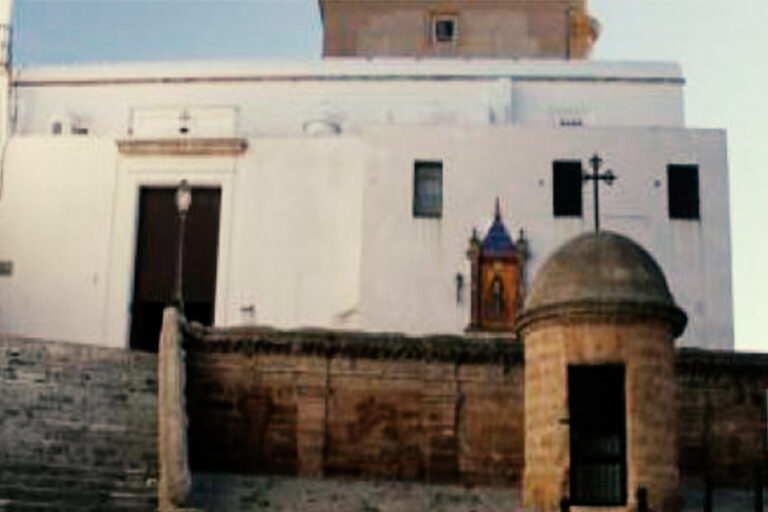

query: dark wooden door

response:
[568,364,627,506]
[129,186,221,351]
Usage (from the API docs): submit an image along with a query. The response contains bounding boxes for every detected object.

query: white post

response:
[0,0,13,67]
[0,0,13,201]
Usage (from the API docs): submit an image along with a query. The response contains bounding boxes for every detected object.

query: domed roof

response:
[521,231,686,334]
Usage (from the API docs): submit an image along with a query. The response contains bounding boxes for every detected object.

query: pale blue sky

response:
[11,0,767,352]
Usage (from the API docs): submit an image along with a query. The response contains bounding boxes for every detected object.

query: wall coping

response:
[186,323,522,365]
[676,347,768,375]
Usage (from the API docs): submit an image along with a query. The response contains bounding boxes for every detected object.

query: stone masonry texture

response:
[0,335,158,511]
[184,324,768,509]
[158,307,192,510]
[522,319,679,512]
[1,327,767,511]
[184,327,523,487]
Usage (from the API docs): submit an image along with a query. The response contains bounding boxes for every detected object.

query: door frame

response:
[103,157,235,347]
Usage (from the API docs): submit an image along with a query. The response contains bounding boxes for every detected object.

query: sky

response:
[10,0,768,352]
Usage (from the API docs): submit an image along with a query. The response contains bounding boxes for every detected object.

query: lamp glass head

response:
[176,179,191,215]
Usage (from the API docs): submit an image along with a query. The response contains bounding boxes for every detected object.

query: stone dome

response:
[519,231,686,334]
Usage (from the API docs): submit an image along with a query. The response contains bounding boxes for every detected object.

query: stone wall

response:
[319,0,596,59]
[158,307,192,510]
[184,326,523,487]
[677,349,768,486]
[185,325,768,498]
[0,328,764,510]
[0,335,158,510]
[521,319,679,512]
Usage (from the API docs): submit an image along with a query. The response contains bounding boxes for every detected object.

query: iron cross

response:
[583,153,616,233]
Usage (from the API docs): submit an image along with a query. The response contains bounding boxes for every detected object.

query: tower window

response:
[433,15,457,44]
[413,160,443,218]
[553,160,583,217]
[668,164,700,220]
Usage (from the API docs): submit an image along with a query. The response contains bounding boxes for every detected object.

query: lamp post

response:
[174,179,191,313]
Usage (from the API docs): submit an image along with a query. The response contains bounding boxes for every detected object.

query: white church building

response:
[0,0,733,350]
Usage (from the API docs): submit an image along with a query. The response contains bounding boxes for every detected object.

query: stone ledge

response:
[186,323,522,365]
[515,299,687,337]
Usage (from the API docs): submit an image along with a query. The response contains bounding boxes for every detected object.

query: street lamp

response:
[174,179,191,312]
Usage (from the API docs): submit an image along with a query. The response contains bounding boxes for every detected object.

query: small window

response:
[413,160,443,218]
[553,160,583,217]
[668,164,700,220]
[433,15,457,44]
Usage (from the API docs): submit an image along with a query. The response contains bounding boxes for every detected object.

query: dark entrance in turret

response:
[568,364,627,506]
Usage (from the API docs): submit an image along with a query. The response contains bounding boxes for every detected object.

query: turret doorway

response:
[568,364,627,506]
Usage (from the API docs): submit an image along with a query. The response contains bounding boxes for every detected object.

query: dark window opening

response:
[569,364,627,506]
[553,160,583,217]
[413,160,443,218]
[668,164,700,219]
[434,17,456,43]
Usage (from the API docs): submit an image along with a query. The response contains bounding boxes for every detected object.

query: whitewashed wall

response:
[0,125,732,349]
[0,138,119,345]
[13,60,684,139]
[0,136,367,347]
[357,125,731,349]
[0,59,732,349]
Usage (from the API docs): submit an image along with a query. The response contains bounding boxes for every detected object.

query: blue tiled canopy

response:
[481,200,516,255]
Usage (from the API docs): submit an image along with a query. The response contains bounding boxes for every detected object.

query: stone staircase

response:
[0,336,159,511]
[0,463,157,511]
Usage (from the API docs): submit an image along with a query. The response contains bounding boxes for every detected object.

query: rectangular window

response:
[553,160,583,217]
[668,164,700,219]
[433,15,457,44]
[413,160,443,218]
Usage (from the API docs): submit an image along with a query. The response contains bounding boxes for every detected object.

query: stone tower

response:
[516,232,687,511]
[319,0,599,59]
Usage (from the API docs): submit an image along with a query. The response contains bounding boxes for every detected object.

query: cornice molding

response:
[515,299,688,338]
[117,137,248,157]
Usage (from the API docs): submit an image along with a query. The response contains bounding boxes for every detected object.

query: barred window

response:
[413,161,443,218]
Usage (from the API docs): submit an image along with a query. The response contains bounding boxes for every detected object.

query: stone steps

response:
[0,464,157,511]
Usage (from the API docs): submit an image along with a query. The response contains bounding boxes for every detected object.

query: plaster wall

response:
[0,136,366,347]
[0,125,730,349]
[13,64,684,140]
[0,137,119,345]
[358,125,731,349]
